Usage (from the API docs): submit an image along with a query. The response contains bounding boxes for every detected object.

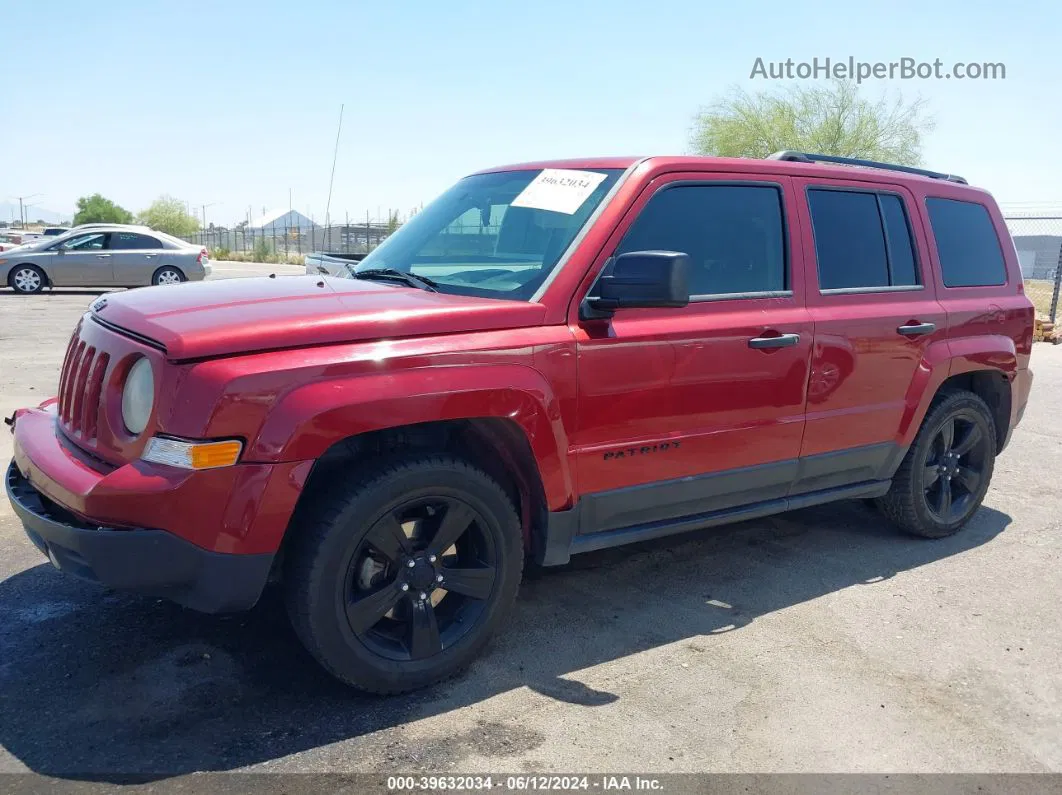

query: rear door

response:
[572,173,814,533]
[50,232,113,286]
[792,178,947,490]
[109,232,165,285]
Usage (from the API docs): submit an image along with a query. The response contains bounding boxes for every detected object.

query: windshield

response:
[351,168,622,300]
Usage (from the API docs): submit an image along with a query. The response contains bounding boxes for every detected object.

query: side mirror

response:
[582,250,690,318]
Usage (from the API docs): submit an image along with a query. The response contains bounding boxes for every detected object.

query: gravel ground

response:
[1,264,1060,788]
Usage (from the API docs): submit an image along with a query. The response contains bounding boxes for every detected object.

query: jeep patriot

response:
[6,152,1034,692]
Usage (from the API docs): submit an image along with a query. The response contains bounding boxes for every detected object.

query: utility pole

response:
[14,194,42,228]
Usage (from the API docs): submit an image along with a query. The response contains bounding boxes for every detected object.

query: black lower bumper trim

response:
[6,461,273,613]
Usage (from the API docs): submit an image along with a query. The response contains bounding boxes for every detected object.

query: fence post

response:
[1051,242,1062,322]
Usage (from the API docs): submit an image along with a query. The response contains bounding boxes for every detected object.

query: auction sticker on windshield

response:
[510,169,609,214]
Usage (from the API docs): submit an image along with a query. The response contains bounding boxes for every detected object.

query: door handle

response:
[748,333,800,349]
[144,254,155,258]
[897,322,936,336]
[96,254,111,259]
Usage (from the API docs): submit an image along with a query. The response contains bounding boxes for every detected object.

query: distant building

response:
[247,208,316,231]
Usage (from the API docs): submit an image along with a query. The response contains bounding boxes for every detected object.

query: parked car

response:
[0,225,210,293]
[6,152,1034,694]
[0,232,26,252]
[42,227,70,236]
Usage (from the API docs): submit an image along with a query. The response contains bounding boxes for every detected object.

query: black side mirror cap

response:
[582,250,690,319]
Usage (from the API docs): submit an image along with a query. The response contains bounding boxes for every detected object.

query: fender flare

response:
[247,363,574,509]
[896,334,1017,448]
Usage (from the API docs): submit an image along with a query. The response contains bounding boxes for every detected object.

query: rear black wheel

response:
[876,390,996,538]
[285,456,523,692]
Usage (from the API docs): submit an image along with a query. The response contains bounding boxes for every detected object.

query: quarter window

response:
[925,198,1007,287]
[617,184,787,296]
[808,189,921,290]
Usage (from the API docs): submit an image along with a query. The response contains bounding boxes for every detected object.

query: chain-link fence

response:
[1006,215,1062,321]
[183,223,395,263]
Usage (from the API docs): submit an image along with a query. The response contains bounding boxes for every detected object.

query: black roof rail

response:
[765,150,968,185]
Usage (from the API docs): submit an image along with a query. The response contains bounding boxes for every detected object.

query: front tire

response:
[9,265,45,294]
[876,390,996,538]
[285,456,523,693]
[152,267,185,286]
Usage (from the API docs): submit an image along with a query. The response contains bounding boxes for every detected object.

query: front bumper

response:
[7,461,273,612]
[6,402,314,612]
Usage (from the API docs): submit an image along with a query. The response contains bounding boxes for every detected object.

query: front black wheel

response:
[285,456,523,693]
[877,390,996,538]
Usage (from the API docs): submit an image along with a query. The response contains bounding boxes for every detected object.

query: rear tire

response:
[876,390,996,538]
[9,265,45,294]
[152,267,185,286]
[285,455,523,693]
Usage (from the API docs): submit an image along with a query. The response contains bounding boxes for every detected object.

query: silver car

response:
[0,225,210,294]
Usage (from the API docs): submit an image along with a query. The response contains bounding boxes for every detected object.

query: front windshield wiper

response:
[345,265,439,292]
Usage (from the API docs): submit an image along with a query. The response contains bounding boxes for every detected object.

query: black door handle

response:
[897,322,936,337]
[748,333,800,349]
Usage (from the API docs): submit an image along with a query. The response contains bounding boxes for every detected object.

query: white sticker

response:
[510,168,609,215]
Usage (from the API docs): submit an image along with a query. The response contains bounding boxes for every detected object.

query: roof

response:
[248,208,314,228]
[472,155,987,192]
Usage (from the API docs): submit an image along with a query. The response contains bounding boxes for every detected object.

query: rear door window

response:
[807,189,921,290]
[925,198,1007,287]
[111,232,162,250]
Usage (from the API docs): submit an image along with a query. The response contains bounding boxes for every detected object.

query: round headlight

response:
[121,357,154,435]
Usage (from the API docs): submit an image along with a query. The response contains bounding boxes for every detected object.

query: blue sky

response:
[1,0,1058,224]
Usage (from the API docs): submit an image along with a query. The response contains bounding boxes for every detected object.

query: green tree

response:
[386,209,402,235]
[72,193,134,225]
[137,196,200,237]
[691,80,933,166]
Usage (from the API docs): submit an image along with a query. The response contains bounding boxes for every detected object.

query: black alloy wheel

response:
[344,494,498,662]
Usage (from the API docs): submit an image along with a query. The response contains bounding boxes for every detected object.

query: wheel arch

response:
[284,417,550,560]
[152,264,186,284]
[897,336,1015,455]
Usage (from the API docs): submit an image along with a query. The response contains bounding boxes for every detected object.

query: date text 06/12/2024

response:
[386,775,665,791]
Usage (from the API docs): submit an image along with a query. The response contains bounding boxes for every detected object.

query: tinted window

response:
[926,198,1007,287]
[111,232,162,250]
[879,194,918,287]
[617,184,786,296]
[808,190,889,289]
[808,189,922,290]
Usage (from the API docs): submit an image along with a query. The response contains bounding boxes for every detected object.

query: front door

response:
[792,178,947,485]
[572,173,813,534]
[50,232,114,286]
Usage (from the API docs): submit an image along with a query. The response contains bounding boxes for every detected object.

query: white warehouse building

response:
[247,208,317,232]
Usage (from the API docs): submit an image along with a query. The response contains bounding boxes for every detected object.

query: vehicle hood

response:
[91,275,547,360]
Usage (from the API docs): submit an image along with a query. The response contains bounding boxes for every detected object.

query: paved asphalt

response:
[1,262,1060,788]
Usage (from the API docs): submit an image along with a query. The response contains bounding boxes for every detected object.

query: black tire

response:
[151,266,185,286]
[285,455,523,693]
[9,264,46,294]
[876,390,997,538]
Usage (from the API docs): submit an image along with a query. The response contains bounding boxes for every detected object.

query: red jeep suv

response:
[6,152,1034,693]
